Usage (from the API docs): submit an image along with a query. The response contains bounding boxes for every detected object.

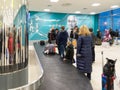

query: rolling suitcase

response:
[101,51,117,90]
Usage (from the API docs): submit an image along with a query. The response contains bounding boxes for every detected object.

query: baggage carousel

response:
[34,43,93,90]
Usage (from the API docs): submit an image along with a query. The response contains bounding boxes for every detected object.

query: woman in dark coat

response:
[76,25,92,80]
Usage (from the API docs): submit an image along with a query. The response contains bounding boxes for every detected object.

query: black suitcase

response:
[40,40,45,46]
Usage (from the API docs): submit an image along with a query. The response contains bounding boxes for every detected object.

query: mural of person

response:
[67,15,77,37]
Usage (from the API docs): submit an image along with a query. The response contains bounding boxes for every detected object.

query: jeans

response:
[60,45,65,58]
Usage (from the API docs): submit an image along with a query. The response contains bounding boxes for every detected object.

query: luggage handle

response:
[101,51,104,72]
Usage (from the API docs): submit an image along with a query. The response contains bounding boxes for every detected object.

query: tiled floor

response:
[73,42,120,90]
[91,43,120,90]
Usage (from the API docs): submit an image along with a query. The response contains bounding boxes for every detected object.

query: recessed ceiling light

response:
[44,9,50,12]
[111,5,119,9]
[92,3,100,7]
[90,12,96,15]
[19,4,21,8]
[50,0,59,2]
[75,11,81,14]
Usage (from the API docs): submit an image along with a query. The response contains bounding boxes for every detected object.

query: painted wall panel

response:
[29,11,95,40]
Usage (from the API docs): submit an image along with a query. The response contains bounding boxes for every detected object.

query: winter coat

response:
[76,35,92,73]
[58,30,68,47]
[8,36,14,54]
[91,32,96,47]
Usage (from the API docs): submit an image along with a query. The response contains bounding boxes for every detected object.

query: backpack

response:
[40,40,45,46]
[103,58,117,77]
[65,44,75,63]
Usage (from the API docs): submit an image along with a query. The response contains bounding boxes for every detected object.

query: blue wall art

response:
[29,11,97,40]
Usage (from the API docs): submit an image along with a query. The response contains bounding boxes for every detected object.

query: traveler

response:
[58,26,68,58]
[76,25,92,80]
[89,28,96,63]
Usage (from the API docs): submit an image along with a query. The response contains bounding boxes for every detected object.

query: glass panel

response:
[0,0,28,89]
[99,11,111,17]
[99,16,111,35]
[112,8,120,15]
[0,0,28,75]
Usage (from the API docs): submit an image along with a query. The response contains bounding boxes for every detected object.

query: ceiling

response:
[28,0,120,14]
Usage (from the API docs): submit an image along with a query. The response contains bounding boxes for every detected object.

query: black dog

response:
[103,58,117,77]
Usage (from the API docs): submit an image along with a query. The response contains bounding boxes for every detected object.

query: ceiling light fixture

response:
[92,3,100,7]
[90,12,96,15]
[44,9,50,12]
[50,0,59,2]
[111,5,119,9]
[19,4,21,8]
[75,11,81,14]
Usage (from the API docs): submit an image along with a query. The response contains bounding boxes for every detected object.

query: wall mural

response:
[29,11,95,40]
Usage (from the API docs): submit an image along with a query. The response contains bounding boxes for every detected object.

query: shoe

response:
[92,61,95,63]
[63,58,67,61]
[61,54,63,58]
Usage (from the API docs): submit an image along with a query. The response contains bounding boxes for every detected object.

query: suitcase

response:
[102,74,114,90]
[101,51,117,90]
[40,40,45,46]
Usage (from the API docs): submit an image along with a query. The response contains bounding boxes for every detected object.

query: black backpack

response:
[65,44,75,63]
[40,40,45,46]
[103,58,117,77]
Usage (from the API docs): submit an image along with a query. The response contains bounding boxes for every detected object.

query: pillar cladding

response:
[0,67,28,90]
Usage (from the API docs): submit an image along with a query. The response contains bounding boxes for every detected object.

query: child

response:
[63,41,75,64]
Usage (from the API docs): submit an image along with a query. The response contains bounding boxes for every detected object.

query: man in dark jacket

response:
[89,28,96,63]
[58,26,68,58]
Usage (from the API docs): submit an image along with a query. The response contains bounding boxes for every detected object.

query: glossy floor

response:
[73,42,120,90]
